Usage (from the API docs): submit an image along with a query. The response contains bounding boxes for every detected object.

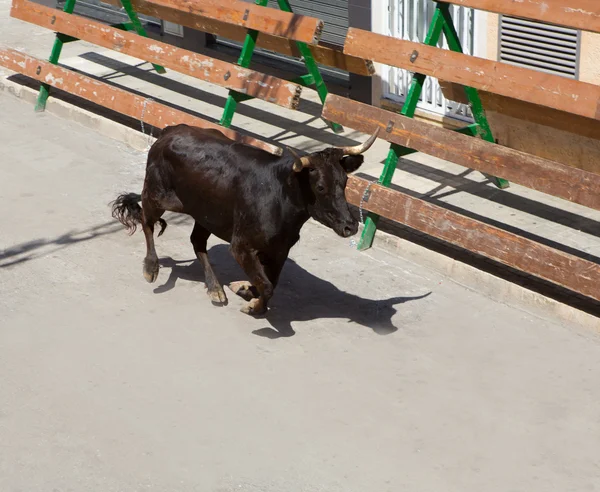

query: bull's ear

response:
[340,155,364,174]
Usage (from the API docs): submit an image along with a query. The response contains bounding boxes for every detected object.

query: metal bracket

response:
[363,187,372,203]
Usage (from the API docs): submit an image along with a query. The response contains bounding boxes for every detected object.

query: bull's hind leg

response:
[141,202,164,283]
[190,222,228,306]
[229,281,259,301]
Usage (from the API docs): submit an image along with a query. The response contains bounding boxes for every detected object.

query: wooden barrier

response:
[147,0,324,45]
[344,28,600,121]
[11,0,302,109]
[323,95,600,211]
[344,176,600,302]
[445,0,600,34]
[0,47,282,155]
[318,0,600,302]
[99,0,374,76]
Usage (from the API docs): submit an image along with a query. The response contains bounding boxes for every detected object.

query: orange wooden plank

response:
[0,47,282,155]
[344,28,600,121]
[323,94,600,210]
[446,0,600,34]
[99,0,373,75]
[148,0,323,45]
[10,0,302,109]
[345,175,600,302]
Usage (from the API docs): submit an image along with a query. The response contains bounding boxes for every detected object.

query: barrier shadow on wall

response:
[156,244,431,338]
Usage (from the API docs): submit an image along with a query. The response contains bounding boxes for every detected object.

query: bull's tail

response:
[110,192,167,236]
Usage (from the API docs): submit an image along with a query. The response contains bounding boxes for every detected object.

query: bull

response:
[111,124,379,315]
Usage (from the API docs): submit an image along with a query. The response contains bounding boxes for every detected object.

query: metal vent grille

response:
[499,15,581,79]
[265,0,348,47]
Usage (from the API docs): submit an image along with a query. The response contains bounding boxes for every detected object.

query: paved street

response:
[2,87,600,492]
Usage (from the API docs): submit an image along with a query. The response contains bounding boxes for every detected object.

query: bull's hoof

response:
[240,298,267,317]
[229,281,258,301]
[208,287,228,306]
[143,258,159,283]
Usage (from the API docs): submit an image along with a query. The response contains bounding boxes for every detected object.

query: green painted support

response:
[357,6,446,251]
[438,4,509,190]
[219,0,342,133]
[35,0,164,112]
[455,123,480,136]
[357,1,507,251]
[220,2,264,128]
[119,0,165,74]
[276,0,342,133]
[292,73,316,86]
[34,0,77,111]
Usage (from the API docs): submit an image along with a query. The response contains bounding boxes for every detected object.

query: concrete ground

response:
[2,2,600,489]
[3,78,600,492]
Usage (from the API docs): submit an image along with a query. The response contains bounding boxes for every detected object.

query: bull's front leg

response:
[230,242,273,316]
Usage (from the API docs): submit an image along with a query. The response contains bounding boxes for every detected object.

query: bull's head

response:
[288,128,380,238]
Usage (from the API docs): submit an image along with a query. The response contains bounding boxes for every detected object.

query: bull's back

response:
[149,124,275,241]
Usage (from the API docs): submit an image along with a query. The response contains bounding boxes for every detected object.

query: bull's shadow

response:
[156,244,431,338]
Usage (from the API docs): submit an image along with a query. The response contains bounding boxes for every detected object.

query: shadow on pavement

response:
[156,244,432,338]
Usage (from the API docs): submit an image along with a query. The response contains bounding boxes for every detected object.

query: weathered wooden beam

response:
[99,0,374,76]
[150,0,323,45]
[345,175,600,302]
[439,81,600,141]
[344,28,600,121]
[0,47,282,155]
[10,0,302,109]
[323,94,600,210]
[444,0,600,34]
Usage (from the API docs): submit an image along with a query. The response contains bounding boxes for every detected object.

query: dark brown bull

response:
[111,124,379,315]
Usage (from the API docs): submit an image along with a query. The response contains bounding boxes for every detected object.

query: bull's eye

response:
[317,185,325,193]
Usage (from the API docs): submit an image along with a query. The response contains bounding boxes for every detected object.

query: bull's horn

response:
[287,147,311,172]
[339,128,380,155]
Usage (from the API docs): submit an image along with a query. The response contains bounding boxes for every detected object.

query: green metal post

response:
[35,0,77,112]
[357,7,447,250]
[220,0,341,132]
[439,2,509,189]
[277,0,343,133]
[119,0,165,74]
[35,0,163,112]
[219,0,267,128]
[357,2,509,251]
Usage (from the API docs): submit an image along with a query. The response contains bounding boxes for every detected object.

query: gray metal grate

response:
[499,15,581,79]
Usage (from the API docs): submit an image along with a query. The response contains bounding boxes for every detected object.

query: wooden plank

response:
[345,175,600,302]
[0,47,282,155]
[10,0,302,109]
[99,0,374,75]
[439,81,600,141]
[344,28,600,121]
[149,0,322,45]
[323,94,600,210]
[445,0,600,34]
